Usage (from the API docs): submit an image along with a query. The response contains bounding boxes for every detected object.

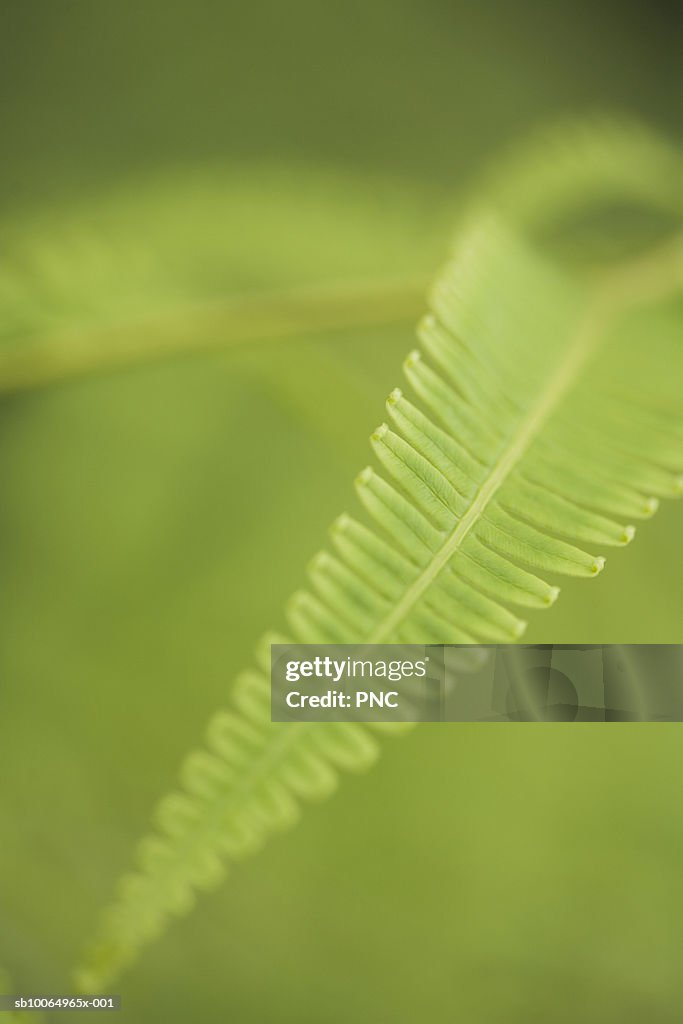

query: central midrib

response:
[366,295,610,644]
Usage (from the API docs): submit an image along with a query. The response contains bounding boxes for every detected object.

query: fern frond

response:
[0,168,433,393]
[469,115,683,241]
[75,126,683,989]
[3,120,680,394]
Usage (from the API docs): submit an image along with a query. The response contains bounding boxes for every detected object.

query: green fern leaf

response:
[0,167,433,393]
[75,124,683,989]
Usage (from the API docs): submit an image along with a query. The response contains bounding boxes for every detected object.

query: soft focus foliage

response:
[75,121,683,988]
[1,4,682,1023]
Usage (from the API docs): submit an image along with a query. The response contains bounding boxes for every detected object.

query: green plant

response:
[48,118,681,989]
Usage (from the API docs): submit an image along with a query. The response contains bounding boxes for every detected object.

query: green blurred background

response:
[1,2,682,1021]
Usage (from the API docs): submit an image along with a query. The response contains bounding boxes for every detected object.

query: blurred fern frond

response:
[3,119,681,394]
[75,121,683,988]
[472,116,683,235]
[0,167,436,393]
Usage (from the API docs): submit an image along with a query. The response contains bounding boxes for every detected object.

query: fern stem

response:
[0,274,428,395]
